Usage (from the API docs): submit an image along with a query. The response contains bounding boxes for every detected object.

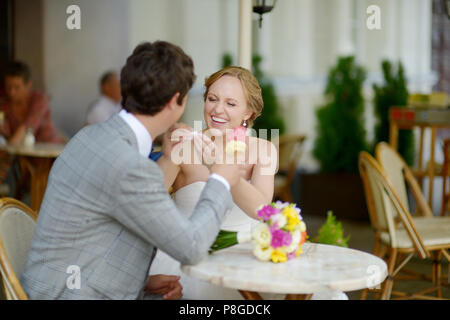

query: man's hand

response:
[162,122,193,160]
[145,274,183,300]
[169,124,216,167]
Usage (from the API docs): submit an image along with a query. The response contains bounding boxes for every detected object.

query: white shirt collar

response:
[118,109,152,158]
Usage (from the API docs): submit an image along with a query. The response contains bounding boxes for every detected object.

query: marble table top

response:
[181,242,388,294]
[0,143,65,158]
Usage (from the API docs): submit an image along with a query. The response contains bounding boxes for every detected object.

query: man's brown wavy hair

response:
[121,41,196,115]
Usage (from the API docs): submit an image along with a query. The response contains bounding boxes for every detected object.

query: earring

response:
[242,120,247,127]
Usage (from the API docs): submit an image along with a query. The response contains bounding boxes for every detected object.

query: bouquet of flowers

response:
[209,201,308,263]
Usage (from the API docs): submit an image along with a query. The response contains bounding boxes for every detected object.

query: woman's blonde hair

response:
[203,66,263,127]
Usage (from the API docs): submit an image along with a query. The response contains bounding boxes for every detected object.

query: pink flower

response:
[287,251,297,260]
[270,229,292,249]
[257,205,280,222]
[227,126,247,143]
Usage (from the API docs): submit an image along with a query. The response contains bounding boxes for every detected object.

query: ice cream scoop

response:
[225,126,247,154]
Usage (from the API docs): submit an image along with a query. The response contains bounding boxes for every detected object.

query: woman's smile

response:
[210,115,229,126]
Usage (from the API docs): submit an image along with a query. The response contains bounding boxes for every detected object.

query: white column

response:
[219,0,239,58]
[238,0,253,70]
[383,0,399,61]
[416,0,433,92]
[296,0,314,77]
[334,0,355,56]
[256,8,272,72]
[354,0,367,64]
[399,0,417,87]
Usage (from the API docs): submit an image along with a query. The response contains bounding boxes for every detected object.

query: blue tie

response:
[149,146,163,162]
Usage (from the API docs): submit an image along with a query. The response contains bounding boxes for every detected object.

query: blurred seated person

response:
[0,61,65,144]
[85,71,122,125]
[0,61,65,185]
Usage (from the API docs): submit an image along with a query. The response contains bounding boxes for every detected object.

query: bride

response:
[150,66,276,299]
[150,66,347,300]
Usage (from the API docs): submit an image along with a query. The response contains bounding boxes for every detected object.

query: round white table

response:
[181,242,388,300]
[0,143,65,212]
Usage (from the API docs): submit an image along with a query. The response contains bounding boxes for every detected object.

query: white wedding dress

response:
[149,181,348,300]
[149,181,258,299]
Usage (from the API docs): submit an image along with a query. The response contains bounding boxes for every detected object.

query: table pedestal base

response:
[19,156,54,212]
[239,290,312,300]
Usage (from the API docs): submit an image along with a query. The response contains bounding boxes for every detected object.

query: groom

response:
[20,41,241,299]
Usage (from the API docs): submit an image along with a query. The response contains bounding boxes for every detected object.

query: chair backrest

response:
[376,142,433,218]
[375,142,410,212]
[358,152,429,259]
[0,198,37,300]
[277,134,306,173]
[359,152,394,233]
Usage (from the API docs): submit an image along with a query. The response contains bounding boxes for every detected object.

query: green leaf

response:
[209,230,239,253]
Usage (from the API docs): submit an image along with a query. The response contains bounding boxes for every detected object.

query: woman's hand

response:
[145,274,183,300]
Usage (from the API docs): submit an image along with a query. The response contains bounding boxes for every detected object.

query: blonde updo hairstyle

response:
[203,66,263,127]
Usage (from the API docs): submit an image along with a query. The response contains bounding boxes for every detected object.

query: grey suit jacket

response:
[20,115,232,299]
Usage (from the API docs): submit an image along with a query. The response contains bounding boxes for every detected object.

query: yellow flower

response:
[271,249,287,263]
[282,207,300,231]
[281,207,296,218]
[296,245,303,257]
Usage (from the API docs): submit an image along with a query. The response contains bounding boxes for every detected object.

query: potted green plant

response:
[313,56,368,173]
[311,211,350,247]
[373,60,414,165]
[299,56,369,221]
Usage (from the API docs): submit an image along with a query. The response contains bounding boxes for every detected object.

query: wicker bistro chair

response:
[376,142,450,293]
[273,134,306,202]
[358,152,450,300]
[0,198,37,300]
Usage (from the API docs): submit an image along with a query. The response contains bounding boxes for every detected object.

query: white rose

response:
[286,230,301,253]
[253,244,273,261]
[270,213,287,228]
[251,223,272,247]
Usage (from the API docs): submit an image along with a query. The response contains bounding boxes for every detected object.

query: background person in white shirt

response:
[85,71,122,125]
